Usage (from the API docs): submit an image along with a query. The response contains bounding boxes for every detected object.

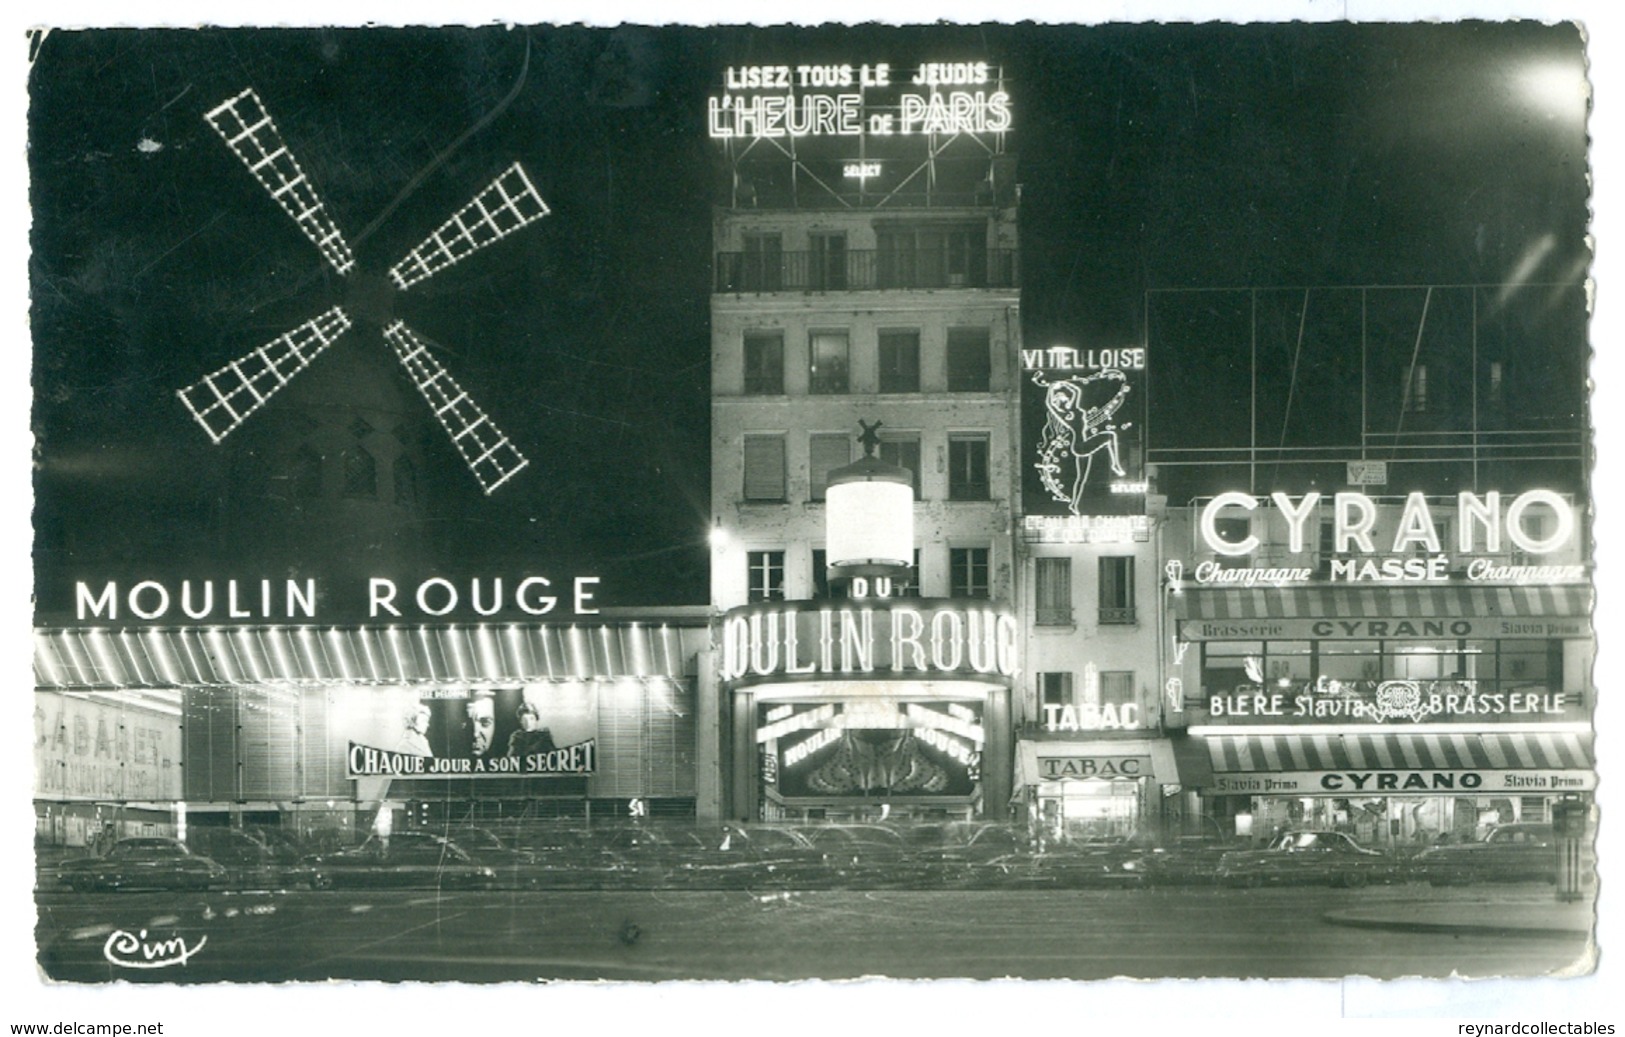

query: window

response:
[809,331,850,394]
[948,434,990,500]
[747,551,785,603]
[878,330,921,393]
[1099,671,1136,711]
[742,233,783,290]
[809,232,847,290]
[1403,364,1429,413]
[878,433,922,499]
[812,548,830,599]
[342,447,377,498]
[1034,557,1072,626]
[809,433,851,501]
[392,455,417,506]
[950,547,991,599]
[1098,556,1135,624]
[742,435,787,501]
[1039,672,1074,709]
[946,327,991,391]
[876,224,986,288]
[743,332,784,394]
[290,445,323,500]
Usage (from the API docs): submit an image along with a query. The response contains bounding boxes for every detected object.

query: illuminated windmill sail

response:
[177,87,546,494]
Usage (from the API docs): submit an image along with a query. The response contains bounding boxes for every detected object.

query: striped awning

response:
[1176,583,1590,622]
[1202,729,1594,774]
[34,622,710,690]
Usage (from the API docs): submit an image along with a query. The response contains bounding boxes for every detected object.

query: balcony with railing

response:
[715,248,1020,293]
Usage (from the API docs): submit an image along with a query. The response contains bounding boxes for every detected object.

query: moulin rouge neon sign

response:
[708,61,1011,139]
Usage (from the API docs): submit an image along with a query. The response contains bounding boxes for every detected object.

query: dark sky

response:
[28,22,1590,616]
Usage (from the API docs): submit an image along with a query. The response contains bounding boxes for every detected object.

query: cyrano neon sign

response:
[1199,491,1576,557]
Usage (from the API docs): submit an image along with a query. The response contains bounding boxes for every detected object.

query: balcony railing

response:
[1098,607,1138,626]
[715,248,1020,293]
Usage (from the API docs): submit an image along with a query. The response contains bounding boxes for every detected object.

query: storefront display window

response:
[1200,637,1566,705]
[1038,778,1139,842]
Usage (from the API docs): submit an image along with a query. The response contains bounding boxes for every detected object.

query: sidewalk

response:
[1324,891,1596,938]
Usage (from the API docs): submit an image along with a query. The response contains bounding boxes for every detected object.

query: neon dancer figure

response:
[1034,369,1132,515]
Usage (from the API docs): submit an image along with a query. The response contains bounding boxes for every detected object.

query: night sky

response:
[28,22,1590,617]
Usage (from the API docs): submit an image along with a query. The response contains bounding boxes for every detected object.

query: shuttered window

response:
[878,330,921,392]
[743,332,784,394]
[946,327,991,391]
[743,435,786,501]
[877,433,921,499]
[1099,556,1136,625]
[809,433,851,501]
[948,434,990,500]
[1034,557,1072,625]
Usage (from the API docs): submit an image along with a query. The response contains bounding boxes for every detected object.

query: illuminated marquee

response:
[757,700,984,798]
[1021,514,1151,544]
[708,61,1011,140]
[720,600,1019,686]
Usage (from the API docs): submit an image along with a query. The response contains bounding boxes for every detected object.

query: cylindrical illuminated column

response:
[826,457,914,570]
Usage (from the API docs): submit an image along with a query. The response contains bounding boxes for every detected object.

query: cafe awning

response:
[1174,583,1590,622]
[34,622,709,689]
[1200,729,1593,774]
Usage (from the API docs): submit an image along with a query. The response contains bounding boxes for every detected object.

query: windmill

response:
[177,88,545,495]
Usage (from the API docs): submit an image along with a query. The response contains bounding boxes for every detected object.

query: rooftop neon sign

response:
[708,61,1011,140]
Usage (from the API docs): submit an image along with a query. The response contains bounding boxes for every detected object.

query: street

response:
[35,884,1593,983]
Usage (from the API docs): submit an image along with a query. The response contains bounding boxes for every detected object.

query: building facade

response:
[706,57,1023,823]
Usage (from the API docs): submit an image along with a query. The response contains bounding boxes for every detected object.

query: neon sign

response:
[1200,491,1576,556]
[708,61,1011,140]
[1186,491,1583,586]
[71,575,602,622]
[720,600,1019,685]
[1021,515,1151,544]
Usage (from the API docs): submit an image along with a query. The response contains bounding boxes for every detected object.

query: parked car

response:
[57,837,229,893]
[1124,835,1239,886]
[1411,823,1573,886]
[437,826,548,888]
[303,833,497,890]
[185,828,319,889]
[1216,830,1392,888]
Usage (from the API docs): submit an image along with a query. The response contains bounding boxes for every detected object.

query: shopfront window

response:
[1039,780,1141,843]
[1202,641,1263,697]
[1499,639,1560,689]
[1200,636,1578,724]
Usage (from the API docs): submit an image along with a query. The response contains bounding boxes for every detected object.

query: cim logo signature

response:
[103,928,207,969]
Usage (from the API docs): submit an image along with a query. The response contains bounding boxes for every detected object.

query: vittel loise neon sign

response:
[1193,490,1582,584]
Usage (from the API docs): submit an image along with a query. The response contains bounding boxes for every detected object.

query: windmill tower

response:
[179,88,548,583]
